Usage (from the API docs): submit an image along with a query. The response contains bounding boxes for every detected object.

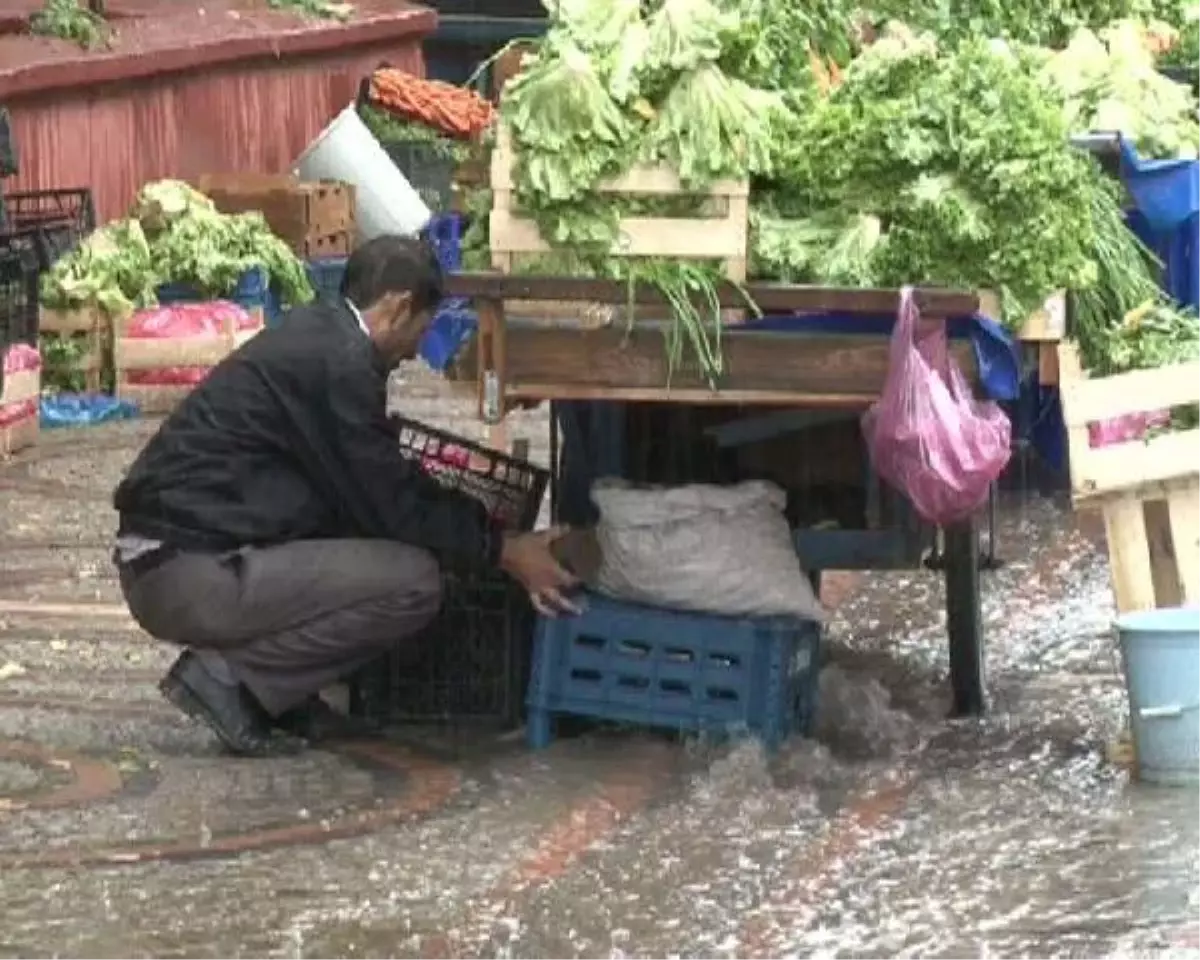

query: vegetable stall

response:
[435,0,1200,715]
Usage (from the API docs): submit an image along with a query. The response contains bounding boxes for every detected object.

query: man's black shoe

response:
[159,652,306,757]
[275,697,381,742]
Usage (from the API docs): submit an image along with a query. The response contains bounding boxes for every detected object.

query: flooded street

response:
[0,366,1196,959]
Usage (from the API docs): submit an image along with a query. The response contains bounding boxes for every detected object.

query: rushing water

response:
[0,464,1196,958]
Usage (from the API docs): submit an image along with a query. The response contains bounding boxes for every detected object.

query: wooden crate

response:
[113,313,263,415]
[0,360,40,458]
[299,230,352,259]
[196,173,356,256]
[1059,344,1200,613]
[489,128,749,325]
[39,305,109,392]
[978,290,1067,342]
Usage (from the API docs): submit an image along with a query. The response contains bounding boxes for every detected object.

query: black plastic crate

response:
[352,567,535,727]
[0,245,40,399]
[395,417,548,531]
[349,418,549,727]
[0,244,40,348]
[0,188,95,270]
[385,141,456,212]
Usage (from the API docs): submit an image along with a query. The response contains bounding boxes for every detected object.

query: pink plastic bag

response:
[862,287,1012,525]
[3,343,41,375]
[123,301,258,386]
[1088,410,1171,449]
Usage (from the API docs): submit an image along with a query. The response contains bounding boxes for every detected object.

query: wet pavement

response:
[0,363,1197,959]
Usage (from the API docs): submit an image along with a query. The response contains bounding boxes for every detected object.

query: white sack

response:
[591,478,825,620]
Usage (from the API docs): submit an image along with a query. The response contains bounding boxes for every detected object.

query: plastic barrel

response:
[293,105,432,243]
[1116,606,1200,786]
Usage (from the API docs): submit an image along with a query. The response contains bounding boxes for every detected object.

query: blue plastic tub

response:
[526,591,821,751]
[1120,139,1199,233]
[156,266,283,328]
[1116,605,1200,785]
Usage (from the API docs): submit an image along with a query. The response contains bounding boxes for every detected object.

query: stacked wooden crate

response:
[0,349,39,457]
[197,173,357,258]
[488,128,750,325]
[38,304,111,393]
[1058,343,1199,613]
[113,305,263,415]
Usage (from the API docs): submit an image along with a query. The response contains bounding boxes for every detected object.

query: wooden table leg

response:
[945,518,986,716]
[477,296,509,452]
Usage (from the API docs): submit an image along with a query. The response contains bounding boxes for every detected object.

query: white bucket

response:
[294,105,432,243]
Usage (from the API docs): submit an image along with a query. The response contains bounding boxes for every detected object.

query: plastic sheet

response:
[39,394,139,428]
[863,287,1012,525]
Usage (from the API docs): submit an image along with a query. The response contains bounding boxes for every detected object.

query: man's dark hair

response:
[340,235,444,313]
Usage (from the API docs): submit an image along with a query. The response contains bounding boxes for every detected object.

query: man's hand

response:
[500,526,581,617]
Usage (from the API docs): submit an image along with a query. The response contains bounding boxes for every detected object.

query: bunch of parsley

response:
[754,29,1108,329]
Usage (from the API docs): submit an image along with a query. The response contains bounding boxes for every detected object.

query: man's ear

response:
[377,290,412,324]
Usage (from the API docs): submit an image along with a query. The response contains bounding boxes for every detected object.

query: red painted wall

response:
[2,1,434,223]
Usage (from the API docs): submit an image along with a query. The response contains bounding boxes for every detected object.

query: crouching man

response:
[112,236,576,756]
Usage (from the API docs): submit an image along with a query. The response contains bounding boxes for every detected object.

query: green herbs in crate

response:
[41,180,314,316]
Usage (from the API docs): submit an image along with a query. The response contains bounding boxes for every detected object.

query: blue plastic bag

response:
[40,393,139,428]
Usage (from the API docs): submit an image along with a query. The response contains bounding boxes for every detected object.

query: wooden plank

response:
[1037,343,1060,385]
[443,273,979,317]
[1145,499,1183,608]
[1071,428,1200,502]
[1060,359,1200,427]
[1167,482,1200,605]
[457,323,978,399]
[113,331,256,371]
[39,305,107,335]
[1103,496,1157,613]
[0,369,39,406]
[502,385,880,406]
[490,210,747,259]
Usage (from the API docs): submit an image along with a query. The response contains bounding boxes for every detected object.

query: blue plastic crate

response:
[305,256,348,303]
[1119,139,1199,233]
[1127,209,1199,310]
[418,212,478,370]
[156,266,282,327]
[426,212,463,272]
[526,592,821,751]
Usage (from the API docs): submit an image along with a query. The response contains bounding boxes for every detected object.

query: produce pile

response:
[41,180,314,318]
[472,0,1198,380]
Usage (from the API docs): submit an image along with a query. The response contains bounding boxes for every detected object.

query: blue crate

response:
[419,303,477,371]
[426,212,463,272]
[156,266,282,327]
[416,212,477,369]
[526,592,821,751]
[1119,139,1198,233]
[305,256,348,303]
[1127,209,1199,310]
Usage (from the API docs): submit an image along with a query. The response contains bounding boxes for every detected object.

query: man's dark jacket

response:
[113,300,502,565]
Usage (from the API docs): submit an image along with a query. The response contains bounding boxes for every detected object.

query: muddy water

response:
[1,448,1197,959]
